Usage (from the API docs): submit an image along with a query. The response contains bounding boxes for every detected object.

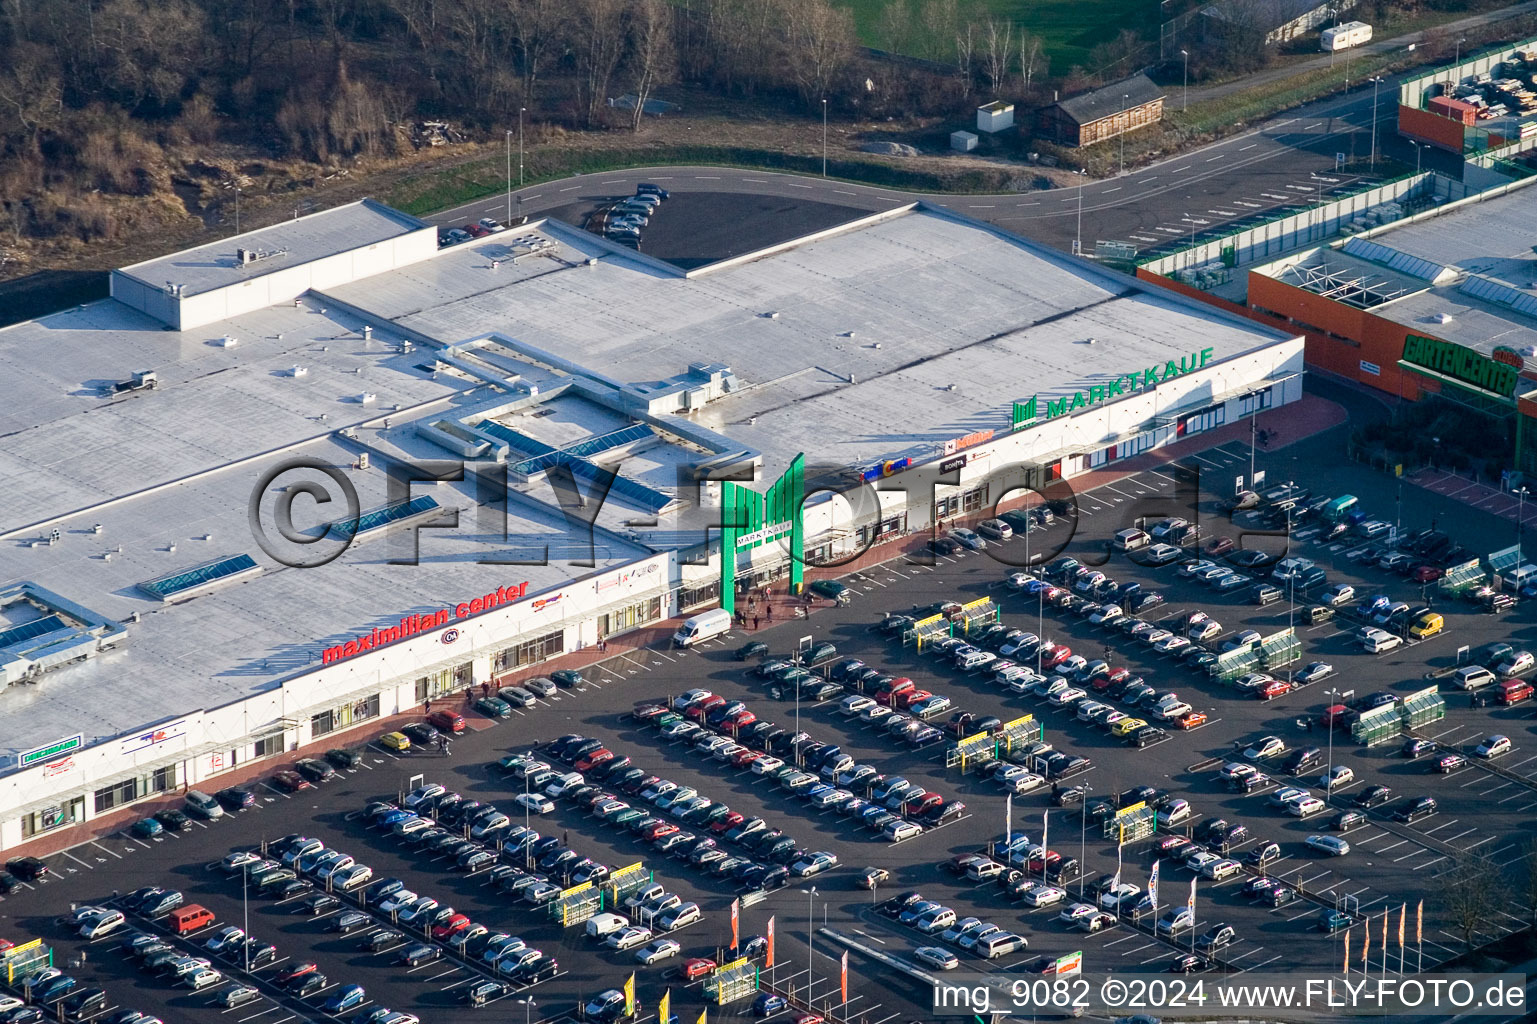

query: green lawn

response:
[836,0,1160,74]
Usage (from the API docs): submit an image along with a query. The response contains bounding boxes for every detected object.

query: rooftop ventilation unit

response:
[237,246,290,266]
[110,370,159,395]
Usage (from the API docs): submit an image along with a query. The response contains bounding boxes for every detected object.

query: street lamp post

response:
[1368,76,1385,168]
[505,130,513,224]
[234,187,240,235]
[518,107,526,188]
[1181,50,1189,110]
[1078,784,1092,898]
[822,98,828,177]
[1074,169,1087,255]
[1324,687,1354,803]
[1517,487,1530,564]
[803,886,818,1007]
[518,996,535,1024]
[1454,35,1467,71]
[1120,93,1129,174]
[1410,140,1423,175]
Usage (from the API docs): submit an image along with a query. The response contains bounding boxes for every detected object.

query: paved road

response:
[1183,0,1537,106]
[431,72,1449,259]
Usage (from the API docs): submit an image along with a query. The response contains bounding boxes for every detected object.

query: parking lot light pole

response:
[1324,687,1354,802]
[802,886,818,1006]
[822,98,828,177]
[518,995,535,1024]
[1074,169,1087,255]
[1181,50,1189,110]
[505,130,513,225]
[1517,487,1529,564]
[1368,76,1385,168]
[1078,784,1092,898]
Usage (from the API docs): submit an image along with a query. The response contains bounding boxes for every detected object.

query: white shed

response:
[976,101,1015,133]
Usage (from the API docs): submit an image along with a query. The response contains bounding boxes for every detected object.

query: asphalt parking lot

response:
[4,426,1535,1024]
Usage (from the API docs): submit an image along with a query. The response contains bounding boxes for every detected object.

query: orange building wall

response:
[1397,104,1467,153]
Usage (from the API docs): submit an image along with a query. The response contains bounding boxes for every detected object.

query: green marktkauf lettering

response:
[1015,347,1215,426]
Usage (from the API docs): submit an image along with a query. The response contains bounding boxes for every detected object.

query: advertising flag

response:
[1112,842,1123,889]
[1148,859,1160,909]
[623,973,636,1016]
[1042,810,1049,852]
[1187,877,1196,917]
[1005,794,1012,851]
[1362,916,1370,972]
[659,991,670,1024]
[841,950,849,1005]
[1416,900,1423,944]
[1398,904,1405,948]
[766,915,776,968]
[697,1010,707,1024]
[730,898,740,951]
[1381,910,1388,964]
[1344,929,1351,975]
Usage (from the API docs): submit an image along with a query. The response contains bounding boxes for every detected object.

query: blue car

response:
[323,985,366,1013]
[130,817,163,838]
[752,992,787,1017]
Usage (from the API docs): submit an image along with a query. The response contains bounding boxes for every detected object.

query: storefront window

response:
[21,797,82,838]
[598,597,663,638]
[150,764,177,793]
[679,579,721,611]
[494,631,565,672]
[253,736,281,758]
[94,779,137,814]
[962,485,990,513]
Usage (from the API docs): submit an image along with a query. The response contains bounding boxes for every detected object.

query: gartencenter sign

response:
[321,581,531,664]
[1013,347,1215,427]
[1400,334,1521,398]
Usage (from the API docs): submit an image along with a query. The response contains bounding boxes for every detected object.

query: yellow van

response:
[1111,717,1148,737]
[1407,612,1443,639]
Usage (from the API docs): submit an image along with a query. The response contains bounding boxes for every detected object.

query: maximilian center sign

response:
[1013,347,1216,428]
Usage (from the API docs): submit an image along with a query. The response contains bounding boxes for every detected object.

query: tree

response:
[981,16,1012,97]
[953,18,975,92]
[1440,858,1495,952]
[626,0,675,131]
[876,0,913,56]
[1018,30,1047,92]
[916,0,957,63]
[505,0,568,107]
[778,0,854,108]
[1086,27,1145,82]
[93,0,209,110]
[572,0,627,127]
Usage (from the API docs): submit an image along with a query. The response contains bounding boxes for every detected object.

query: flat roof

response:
[331,207,1296,477]
[0,199,1297,762]
[117,199,428,297]
[0,434,651,762]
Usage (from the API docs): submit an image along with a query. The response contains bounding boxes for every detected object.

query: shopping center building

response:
[0,195,1302,849]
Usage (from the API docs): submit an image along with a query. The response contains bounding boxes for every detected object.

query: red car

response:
[463,223,490,238]
[685,696,727,721]
[574,749,613,772]
[722,710,757,731]
[642,822,679,842]
[711,812,745,835]
[681,958,717,981]
[427,710,465,734]
[1259,680,1292,701]
[272,770,311,793]
[1205,536,1235,557]
[432,913,471,941]
[1175,711,1207,730]
[275,963,318,985]
[1039,645,1073,669]
[730,748,761,768]
[1413,565,1444,583]
[894,689,933,709]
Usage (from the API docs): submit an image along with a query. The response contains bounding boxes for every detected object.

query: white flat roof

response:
[334,207,1294,475]
[118,199,427,298]
[0,200,1296,763]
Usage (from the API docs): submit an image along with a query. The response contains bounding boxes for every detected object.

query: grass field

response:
[835,0,1160,73]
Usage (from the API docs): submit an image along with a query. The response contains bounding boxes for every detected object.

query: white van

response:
[585,912,630,939]
[673,608,732,648]
[978,932,1026,959]
[80,910,126,940]
[1455,666,1497,691]
[1113,528,1151,552]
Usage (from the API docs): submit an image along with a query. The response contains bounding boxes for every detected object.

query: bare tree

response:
[876,0,912,56]
[1018,30,1047,92]
[626,0,675,131]
[778,0,854,108]
[1087,27,1146,82]
[981,16,1012,97]
[953,18,975,92]
[94,0,209,109]
[1440,858,1495,952]
[916,0,957,63]
[505,0,567,106]
[572,0,627,127]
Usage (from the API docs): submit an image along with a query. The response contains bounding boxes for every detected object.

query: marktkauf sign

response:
[1400,334,1521,398]
[321,581,532,665]
[1013,347,1216,427]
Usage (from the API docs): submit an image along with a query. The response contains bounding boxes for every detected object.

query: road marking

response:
[834,190,857,196]
[694,175,721,179]
[1172,165,1191,172]
[788,183,814,189]
[970,204,995,208]
[1138,177,1158,183]
[559,186,579,192]
[1240,143,1257,151]
[1206,155,1223,162]
[1101,187,1121,193]
[743,178,768,183]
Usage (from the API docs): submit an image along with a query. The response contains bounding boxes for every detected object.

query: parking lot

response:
[3,426,1536,1024]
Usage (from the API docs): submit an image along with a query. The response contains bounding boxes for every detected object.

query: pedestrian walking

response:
[464,688,473,706]
[481,681,490,698]
[753,615,761,630]
[766,604,773,621]
[424,698,432,713]
[562,830,569,846]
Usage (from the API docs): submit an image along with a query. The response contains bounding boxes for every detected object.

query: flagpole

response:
[1381,910,1387,978]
